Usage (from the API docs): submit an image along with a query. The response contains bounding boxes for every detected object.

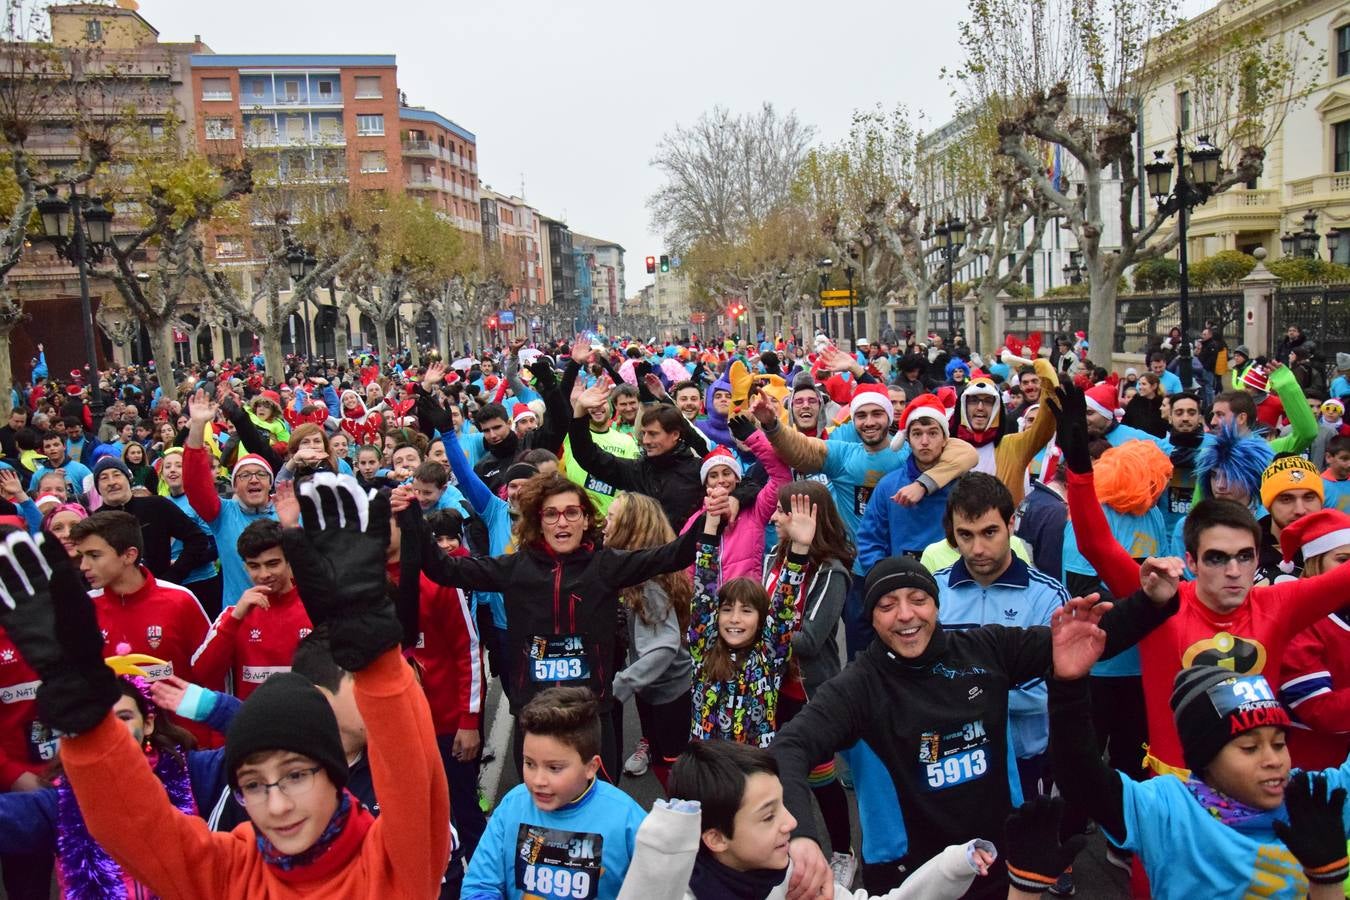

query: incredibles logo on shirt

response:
[1181,631,1267,674]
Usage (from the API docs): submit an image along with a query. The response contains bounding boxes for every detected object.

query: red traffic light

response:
[488,316,498,329]
[645,256,656,274]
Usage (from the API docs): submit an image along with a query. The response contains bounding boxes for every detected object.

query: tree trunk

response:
[0,329,12,418]
[977,287,999,359]
[262,329,285,381]
[408,333,421,368]
[915,294,931,342]
[147,319,178,379]
[374,317,390,365]
[334,305,350,364]
[436,312,449,362]
[1087,275,1117,370]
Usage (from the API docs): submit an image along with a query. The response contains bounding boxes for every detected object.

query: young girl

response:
[276,423,346,482]
[689,491,813,748]
[606,492,694,790]
[122,441,158,495]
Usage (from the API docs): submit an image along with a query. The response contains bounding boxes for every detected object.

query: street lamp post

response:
[1282,209,1342,261]
[1062,249,1085,286]
[286,245,317,360]
[1144,130,1223,392]
[816,258,832,340]
[36,186,115,417]
[844,262,856,352]
[933,216,966,345]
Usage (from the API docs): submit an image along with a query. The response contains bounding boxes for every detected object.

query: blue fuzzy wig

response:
[1194,422,1274,501]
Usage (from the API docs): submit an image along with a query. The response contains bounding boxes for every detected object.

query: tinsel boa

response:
[54,747,196,899]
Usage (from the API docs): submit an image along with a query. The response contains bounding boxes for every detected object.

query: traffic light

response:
[727,301,746,320]
[487,315,498,330]
[659,254,670,273]
[645,255,656,274]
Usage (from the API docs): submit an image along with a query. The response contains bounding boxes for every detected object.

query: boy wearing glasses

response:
[1055,382,1350,779]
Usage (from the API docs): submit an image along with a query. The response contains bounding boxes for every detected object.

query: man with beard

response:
[469,359,566,492]
[951,362,1058,506]
[1161,392,1205,536]
[752,381,978,656]
[1083,382,1172,450]
[1253,456,1324,584]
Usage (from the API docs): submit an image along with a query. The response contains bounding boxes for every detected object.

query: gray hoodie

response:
[613,582,693,705]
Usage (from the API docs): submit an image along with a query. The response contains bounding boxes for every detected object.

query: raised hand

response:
[0,469,25,502]
[749,392,777,427]
[421,361,447,390]
[274,481,300,528]
[1273,772,1349,886]
[783,492,818,552]
[1051,383,1091,474]
[818,345,859,374]
[0,529,118,734]
[1139,556,1183,606]
[1050,594,1110,680]
[574,384,611,417]
[279,473,401,670]
[643,372,668,399]
[727,414,757,443]
[570,335,591,365]
[188,388,218,425]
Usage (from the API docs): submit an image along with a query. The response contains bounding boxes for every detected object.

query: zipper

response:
[552,561,562,633]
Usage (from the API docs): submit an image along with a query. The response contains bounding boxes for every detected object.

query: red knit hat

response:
[849,383,894,423]
[511,402,536,425]
[1278,507,1350,573]
[1241,365,1269,394]
[699,446,743,483]
[901,394,950,436]
[1084,383,1122,422]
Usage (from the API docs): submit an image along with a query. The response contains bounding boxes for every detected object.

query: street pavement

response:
[480,680,1132,899]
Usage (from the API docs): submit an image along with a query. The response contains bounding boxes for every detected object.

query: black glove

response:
[1052,383,1093,475]
[280,473,402,671]
[0,528,118,734]
[418,394,453,436]
[1003,796,1086,893]
[728,414,757,443]
[1273,772,1349,885]
[527,360,557,392]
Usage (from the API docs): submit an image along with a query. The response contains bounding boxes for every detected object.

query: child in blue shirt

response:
[1050,612,1350,900]
[463,686,646,900]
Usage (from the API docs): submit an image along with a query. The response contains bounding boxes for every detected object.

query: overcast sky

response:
[134,0,1211,298]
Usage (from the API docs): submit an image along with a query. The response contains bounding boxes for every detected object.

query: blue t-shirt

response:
[1323,478,1350,513]
[1330,375,1350,401]
[463,780,644,900]
[812,438,913,572]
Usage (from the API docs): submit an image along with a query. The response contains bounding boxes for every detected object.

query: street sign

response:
[821,298,852,308]
[820,289,852,300]
[498,310,516,325]
[691,312,707,324]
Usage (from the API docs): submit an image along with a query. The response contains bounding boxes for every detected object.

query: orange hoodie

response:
[60,648,450,898]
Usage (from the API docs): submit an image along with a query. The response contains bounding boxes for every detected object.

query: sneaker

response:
[1048,870,1076,896]
[624,738,650,776]
[829,851,858,889]
[1105,846,1133,872]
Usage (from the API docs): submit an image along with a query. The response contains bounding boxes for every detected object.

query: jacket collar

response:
[946,555,1028,590]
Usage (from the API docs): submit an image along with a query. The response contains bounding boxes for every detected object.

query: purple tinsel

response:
[54,747,196,899]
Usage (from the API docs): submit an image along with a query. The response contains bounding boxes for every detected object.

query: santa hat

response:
[1084,383,1122,422]
[901,394,950,437]
[511,402,536,425]
[848,383,894,424]
[232,453,272,482]
[1279,508,1350,573]
[1241,365,1269,394]
[699,446,743,484]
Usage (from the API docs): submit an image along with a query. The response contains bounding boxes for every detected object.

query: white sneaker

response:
[829,851,858,889]
[623,738,650,776]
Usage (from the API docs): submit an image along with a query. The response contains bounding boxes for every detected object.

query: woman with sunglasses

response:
[393,472,703,780]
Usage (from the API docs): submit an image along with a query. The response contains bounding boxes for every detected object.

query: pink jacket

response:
[681,430,791,582]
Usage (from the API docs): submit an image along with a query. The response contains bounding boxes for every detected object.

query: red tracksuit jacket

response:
[0,625,50,787]
[191,586,313,700]
[1280,612,1350,770]
[388,559,483,734]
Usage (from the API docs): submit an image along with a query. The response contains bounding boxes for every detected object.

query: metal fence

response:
[1272,283,1350,363]
[1113,291,1243,354]
[1002,300,1090,343]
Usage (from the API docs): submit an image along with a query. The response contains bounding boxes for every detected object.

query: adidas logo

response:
[1003,608,1017,620]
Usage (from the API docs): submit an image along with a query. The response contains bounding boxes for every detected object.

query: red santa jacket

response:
[0,625,51,787]
[191,586,313,700]
[387,559,483,734]
[1279,611,1350,771]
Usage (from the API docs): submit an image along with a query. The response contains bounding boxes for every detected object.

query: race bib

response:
[529,634,590,683]
[1167,485,1192,517]
[853,484,874,517]
[583,473,616,498]
[918,719,990,791]
[27,720,58,763]
[515,824,602,899]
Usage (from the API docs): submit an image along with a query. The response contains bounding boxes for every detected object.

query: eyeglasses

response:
[967,396,997,408]
[1199,548,1258,569]
[541,506,584,524]
[232,766,321,807]
[236,471,270,483]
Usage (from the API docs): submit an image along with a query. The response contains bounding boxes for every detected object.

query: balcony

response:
[244,132,346,149]
[406,173,450,192]
[403,139,440,158]
[1287,173,1350,202]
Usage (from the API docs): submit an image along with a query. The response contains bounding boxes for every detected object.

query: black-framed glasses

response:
[1199,548,1258,569]
[232,766,322,807]
[541,506,584,524]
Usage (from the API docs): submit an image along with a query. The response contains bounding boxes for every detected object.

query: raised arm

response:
[159,497,214,584]
[686,515,723,663]
[1268,362,1317,457]
[994,359,1060,504]
[394,498,514,592]
[183,390,223,523]
[219,397,283,473]
[758,403,829,474]
[567,393,644,491]
[741,426,790,525]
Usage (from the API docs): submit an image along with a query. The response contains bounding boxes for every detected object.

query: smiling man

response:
[771,551,1180,897]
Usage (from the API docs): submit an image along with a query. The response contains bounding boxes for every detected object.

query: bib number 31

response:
[924,747,987,789]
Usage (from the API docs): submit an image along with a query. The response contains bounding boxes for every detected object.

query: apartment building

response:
[401,106,480,234]
[572,233,626,317]
[481,189,544,307]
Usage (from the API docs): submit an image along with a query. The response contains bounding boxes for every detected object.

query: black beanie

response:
[1170,665,1290,774]
[224,672,348,792]
[502,461,539,484]
[863,556,940,621]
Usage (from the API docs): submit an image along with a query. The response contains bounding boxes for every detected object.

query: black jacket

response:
[771,590,1177,876]
[101,495,215,585]
[567,413,707,528]
[403,504,702,712]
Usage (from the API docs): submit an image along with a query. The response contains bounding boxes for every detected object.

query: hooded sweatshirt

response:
[697,372,734,449]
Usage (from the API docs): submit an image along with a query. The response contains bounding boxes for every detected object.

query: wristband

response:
[175,683,218,722]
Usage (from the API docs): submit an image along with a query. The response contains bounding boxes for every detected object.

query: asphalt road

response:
[480,681,1132,899]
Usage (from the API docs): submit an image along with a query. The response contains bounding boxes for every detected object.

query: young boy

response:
[0,473,450,897]
[618,740,991,899]
[463,686,646,900]
[1321,434,1350,513]
[191,519,312,699]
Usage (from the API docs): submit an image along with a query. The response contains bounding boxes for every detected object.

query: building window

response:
[1339,25,1350,78]
[354,76,382,99]
[85,19,102,42]
[1336,120,1350,173]
[317,80,334,99]
[215,236,243,259]
[356,114,384,136]
[360,151,387,173]
[316,116,341,141]
[202,78,231,101]
[204,118,235,140]
[282,80,300,102]
[1178,90,1191,131]
[250,80,264,98]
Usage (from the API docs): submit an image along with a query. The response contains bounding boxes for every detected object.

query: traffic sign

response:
[820,289,852,300]
[821,298,852,308]
[691,312,707,324]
